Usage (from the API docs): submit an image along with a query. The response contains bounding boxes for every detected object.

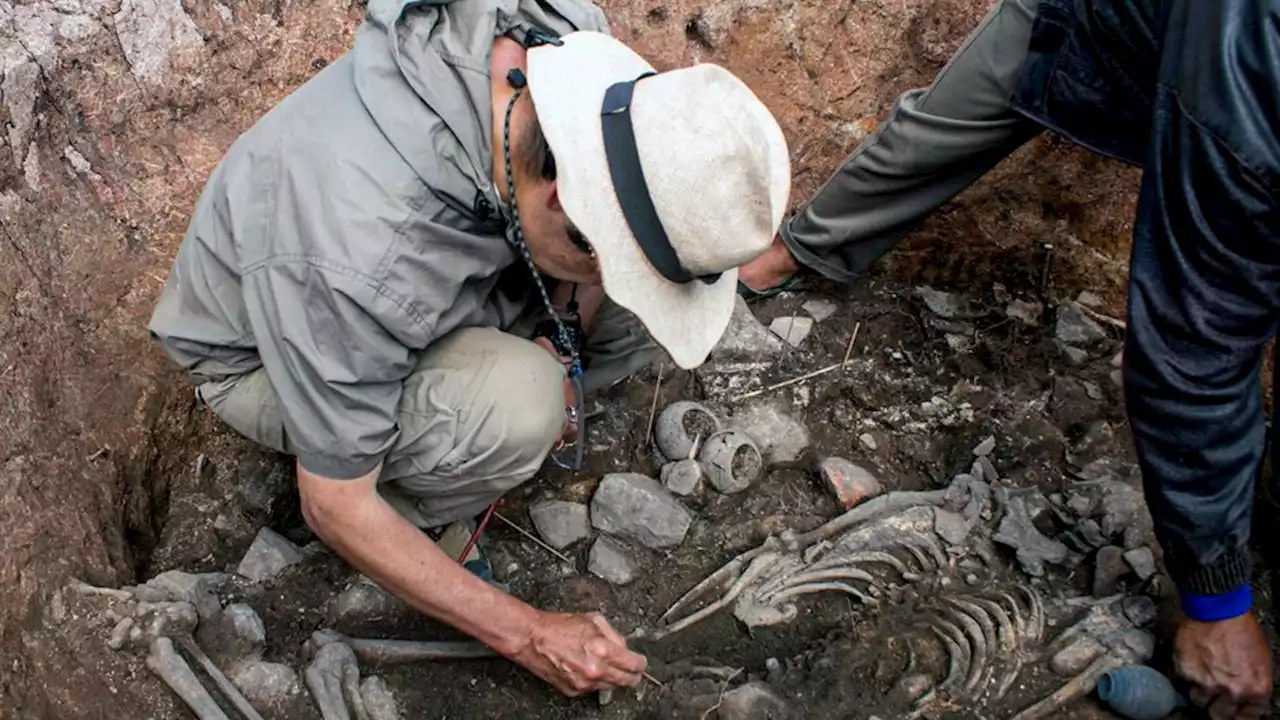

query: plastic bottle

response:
[1096,665,1185,720]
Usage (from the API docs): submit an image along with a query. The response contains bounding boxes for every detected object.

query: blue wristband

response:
[1180,585,1252,622]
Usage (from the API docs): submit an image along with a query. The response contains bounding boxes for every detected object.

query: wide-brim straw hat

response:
[527,31,790,369]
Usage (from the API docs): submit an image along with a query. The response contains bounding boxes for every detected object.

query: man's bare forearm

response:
[296,461,537,657]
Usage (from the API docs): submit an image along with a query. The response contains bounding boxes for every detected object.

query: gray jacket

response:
[148,0,609,479]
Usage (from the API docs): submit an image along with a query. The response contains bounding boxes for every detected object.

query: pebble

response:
[973,455,998,484]
[590,474,693,549]
[661,459,703,496]
[1060,343,1090,366]
[731,402,810,464]
[227,661,302,707]
[1093,545,1130,597]
[965,573,978,585]
[768,316,814,347]
[1006,299,1043,325]
[1123,547,1158,580]
[360,676,403,720]
[711,296,787,360]
[858,433,877,450]
[328,577,406,629]
[237,528,303,583]
[972,435,996,456]
[199,603,266,664]
[1077,290,1104,308]
[1099,481,1154,550]
[717,681,792,720]
[802,299,838,322]
[916,286,969,318]
[528,501,592,550]
[1077,519,1107,548]
[587,536,638,586]
[818,458,882,510]
[945,333,975,353]
[1083,381,1103,400]
[1056,301,1108,347]
[1067,494,1094,517]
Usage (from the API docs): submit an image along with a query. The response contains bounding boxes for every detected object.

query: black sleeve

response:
[1123,0,1280,607]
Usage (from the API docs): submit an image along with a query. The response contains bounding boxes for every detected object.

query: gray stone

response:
[916,286,969,318]
[1060,343,1090,366]
[1077,519,1107,549]
[1123,596,1158,627]
[717,681,792,720]
[945,333,975,353]
[1123,547,1158,580]
[802,299,837,322]
[528,501,592,550]
[113,0,204,83]
[993,493,1070,577]
[588,536,638,585]
[590,474,693,549]
[731,401,810,464]
[1066,494,1094,517]
[1093,546,1129,597]
[661,459,703,496]
[933,509,969,547]
[1006,299,1043,325]
[858,433,877,451]
[227,661,302,707]
[768,316,813,347]
[328,577,407,629]
[199,603,266,664]
[1099,480,1154,550]
[1056,301,1107,347]
[711,296,786,360]
[972,456,998,484]
[972,436,996,456]
[360,676,403,720]
[237,528,303,583]
[1083,381,1103,400]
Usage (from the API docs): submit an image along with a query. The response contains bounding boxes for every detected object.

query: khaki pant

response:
[197,299,659,529]
[781,0,1043,283]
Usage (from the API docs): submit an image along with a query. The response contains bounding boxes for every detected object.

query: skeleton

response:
[645,467,1158,719]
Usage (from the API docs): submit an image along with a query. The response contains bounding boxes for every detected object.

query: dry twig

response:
[493,512,573,564]
[1077,303,1127,331]
[700,667,744,720]
[644,363,665,451]
[842,321,862,367]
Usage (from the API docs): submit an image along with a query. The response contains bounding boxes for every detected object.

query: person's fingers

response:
[1189,685,1216,709]
[588,613,628,647]
[1207,693,1242,720]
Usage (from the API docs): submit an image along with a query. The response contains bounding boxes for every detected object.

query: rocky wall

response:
[0,0,1139,716]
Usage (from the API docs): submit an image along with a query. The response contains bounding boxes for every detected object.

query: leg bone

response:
[1008,654,1124,720]
[176,635,266,720]
[145,637,232,720]
[337,636,497,664]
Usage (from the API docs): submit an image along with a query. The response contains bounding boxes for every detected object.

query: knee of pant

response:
[472,337,567,462]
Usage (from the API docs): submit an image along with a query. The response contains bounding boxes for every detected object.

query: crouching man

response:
[147,0,789,698]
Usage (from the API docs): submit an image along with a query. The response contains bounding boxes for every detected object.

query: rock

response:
[1059,343,1090,366]
[916,286,969,318]
[1083,380,1103,400]
[237,528,304,583]
[858,433,877,450]
[965,573,979,585]
[1093,546,1129,597]
[661,459,703,496]
[972,456,998,484]
[934,509,969,547]
[131,570,228,622]
[328,577,407,629]
[1123,596,1159,627]
[1077,519,1108,549]
[360,676,403,720]
[227,661,302,707]
[1056,301,1108,347]
[1123,547,1158,580]
[1077,290,1104,308]
[972,436,996,456]
[731,402,810,464]
[993,493,1070,577]
[802,299,837,322]
[818,458,882,510]
[1099,480,1154,550]
[768,316,813,347]
[945,333,975,353]
[114,0,204,83]
[1110,368,1124,389]
[202,603,266,663]
[528,501,592,550]
[588,536,638,585]
[1006,299,1043,325]
[717,681,792,720]
[1051,376,1102,431]
[590,474,693,549]
[1066,494,1094,517]
[700,430,764,493]
[712,296,787,360]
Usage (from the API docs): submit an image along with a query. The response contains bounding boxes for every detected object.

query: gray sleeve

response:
[242,260,418,479]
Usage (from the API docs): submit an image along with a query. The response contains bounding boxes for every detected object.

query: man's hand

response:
[509,611,647,696]
[1175,612,1273,719]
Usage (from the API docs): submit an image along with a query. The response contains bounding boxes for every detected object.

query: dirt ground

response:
[2,0,1246,717]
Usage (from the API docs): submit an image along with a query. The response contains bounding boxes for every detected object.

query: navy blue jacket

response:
[1013,0,1279,621]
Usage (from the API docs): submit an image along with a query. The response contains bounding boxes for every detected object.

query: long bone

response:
[1008,654,1125,720]
[146,637,232,720]
[306,640,365,720]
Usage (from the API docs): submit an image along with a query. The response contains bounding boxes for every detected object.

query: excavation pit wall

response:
[0,0,1183,716]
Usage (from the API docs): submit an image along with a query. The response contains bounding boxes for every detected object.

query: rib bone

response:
[146,637,232,720]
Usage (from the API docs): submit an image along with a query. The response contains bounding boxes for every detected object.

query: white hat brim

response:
[526,32,739,370]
